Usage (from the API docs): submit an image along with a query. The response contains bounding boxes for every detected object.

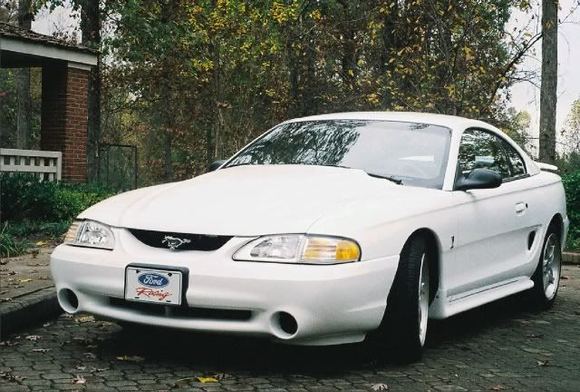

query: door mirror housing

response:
[208,159,226,172]
[455,168,502,191]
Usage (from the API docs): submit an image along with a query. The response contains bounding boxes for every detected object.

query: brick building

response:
[0,23,97,182]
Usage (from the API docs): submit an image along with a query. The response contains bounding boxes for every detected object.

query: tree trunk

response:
[15,0,32,149]
[539,0,558,164]
[80,0,101,182]
[163,127,173,180]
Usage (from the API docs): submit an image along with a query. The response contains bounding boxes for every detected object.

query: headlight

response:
[64,220,115,250]
[233,235,361,264]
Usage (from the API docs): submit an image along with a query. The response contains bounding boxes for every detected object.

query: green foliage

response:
[562,171,580,251]
[0,224,30,258]
[0,67,43,148]
[3,220,71,239]
[561,99,580,157]
[0,174,113,223]
[92,0,537,184]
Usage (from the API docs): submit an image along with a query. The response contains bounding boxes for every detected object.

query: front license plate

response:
[125,267,183,305]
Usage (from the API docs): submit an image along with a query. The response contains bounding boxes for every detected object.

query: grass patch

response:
[0,224,30,258]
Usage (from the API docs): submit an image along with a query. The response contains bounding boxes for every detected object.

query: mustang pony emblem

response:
[162,235,191,250]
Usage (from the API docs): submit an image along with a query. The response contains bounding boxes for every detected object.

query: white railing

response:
[0,148,62,181]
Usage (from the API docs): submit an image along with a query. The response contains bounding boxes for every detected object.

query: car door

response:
[446,128,536,299]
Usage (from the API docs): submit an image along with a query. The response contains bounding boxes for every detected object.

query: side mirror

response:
[455,168,502,191]
[208,159,226,172]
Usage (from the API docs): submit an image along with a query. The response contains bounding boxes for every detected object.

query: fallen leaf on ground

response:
[18,278,32,284]
[76,366,87,371]
[116,355,145,362]
[0,297,13,302]
[196,376,219,383]
[371,383,389,391]
[32,348,50,353]
[490,385,506,391]
[525,333,544,339]
[72,375,87,385]
[174,373,225,386]
[25,335,41,341]
[0,372,25,383]
[536,359,550,367]
[75,315,95,323]
[35,241,47,247]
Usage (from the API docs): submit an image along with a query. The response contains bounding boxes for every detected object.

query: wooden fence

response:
[0,148,62,181]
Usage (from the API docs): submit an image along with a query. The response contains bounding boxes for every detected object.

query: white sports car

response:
[51,112,568,361]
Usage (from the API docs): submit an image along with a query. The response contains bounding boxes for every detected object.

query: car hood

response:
[80,165,441,236]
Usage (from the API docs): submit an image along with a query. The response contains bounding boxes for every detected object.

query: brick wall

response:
[41,64,89,183]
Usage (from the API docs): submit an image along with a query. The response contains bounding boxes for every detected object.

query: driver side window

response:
[458,129,514,181]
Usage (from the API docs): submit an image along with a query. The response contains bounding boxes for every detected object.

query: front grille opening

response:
[128,229,232,251]
[109,298,252,321]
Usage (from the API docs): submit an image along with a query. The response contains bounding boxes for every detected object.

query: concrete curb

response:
[563,252,580,265]
[0,286,62,340]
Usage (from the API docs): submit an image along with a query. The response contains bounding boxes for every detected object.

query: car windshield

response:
[225,120,452,189]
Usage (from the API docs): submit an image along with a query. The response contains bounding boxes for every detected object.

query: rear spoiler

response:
[534,161,558,172]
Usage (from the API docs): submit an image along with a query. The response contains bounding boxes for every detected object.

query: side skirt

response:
[429,277,534,319]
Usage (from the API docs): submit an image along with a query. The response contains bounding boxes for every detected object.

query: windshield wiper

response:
[365,172,403,185]
[222,163,403,185]
[312,164,354,170]
[222,162,254,169]
[315,165,402,184]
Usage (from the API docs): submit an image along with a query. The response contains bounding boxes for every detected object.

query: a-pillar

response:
[40,63,89,183]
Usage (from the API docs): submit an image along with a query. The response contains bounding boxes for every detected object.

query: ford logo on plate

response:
[138,273,169,288]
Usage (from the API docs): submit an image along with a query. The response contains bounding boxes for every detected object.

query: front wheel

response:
[371,235,431,363]
[530,226,562,309]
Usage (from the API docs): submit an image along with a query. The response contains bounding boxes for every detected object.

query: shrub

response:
[562,171,580,251]
[4,220,70,239]
[0,173,114,223]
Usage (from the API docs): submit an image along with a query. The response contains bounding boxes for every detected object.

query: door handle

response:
[515,202,527,214]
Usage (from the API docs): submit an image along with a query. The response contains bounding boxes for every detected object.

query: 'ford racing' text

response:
[135,287,172,301]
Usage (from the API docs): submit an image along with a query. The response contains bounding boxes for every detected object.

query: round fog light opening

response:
[278,311,298,336]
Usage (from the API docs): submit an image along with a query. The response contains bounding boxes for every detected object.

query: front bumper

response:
[50,229,399,345]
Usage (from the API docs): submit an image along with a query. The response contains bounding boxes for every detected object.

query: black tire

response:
[371,235,430,363]
[530,224,562,309]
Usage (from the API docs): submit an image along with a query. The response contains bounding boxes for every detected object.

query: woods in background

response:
[0,0,562,185]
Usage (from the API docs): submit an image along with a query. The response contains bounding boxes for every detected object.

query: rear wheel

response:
[372,235,431,363]
[530,225,562,309]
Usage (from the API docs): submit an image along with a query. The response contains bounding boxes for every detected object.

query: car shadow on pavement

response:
[93,291,544,375]
[426,291,544,348]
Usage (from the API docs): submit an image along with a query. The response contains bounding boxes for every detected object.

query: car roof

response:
[285,111,496,131]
